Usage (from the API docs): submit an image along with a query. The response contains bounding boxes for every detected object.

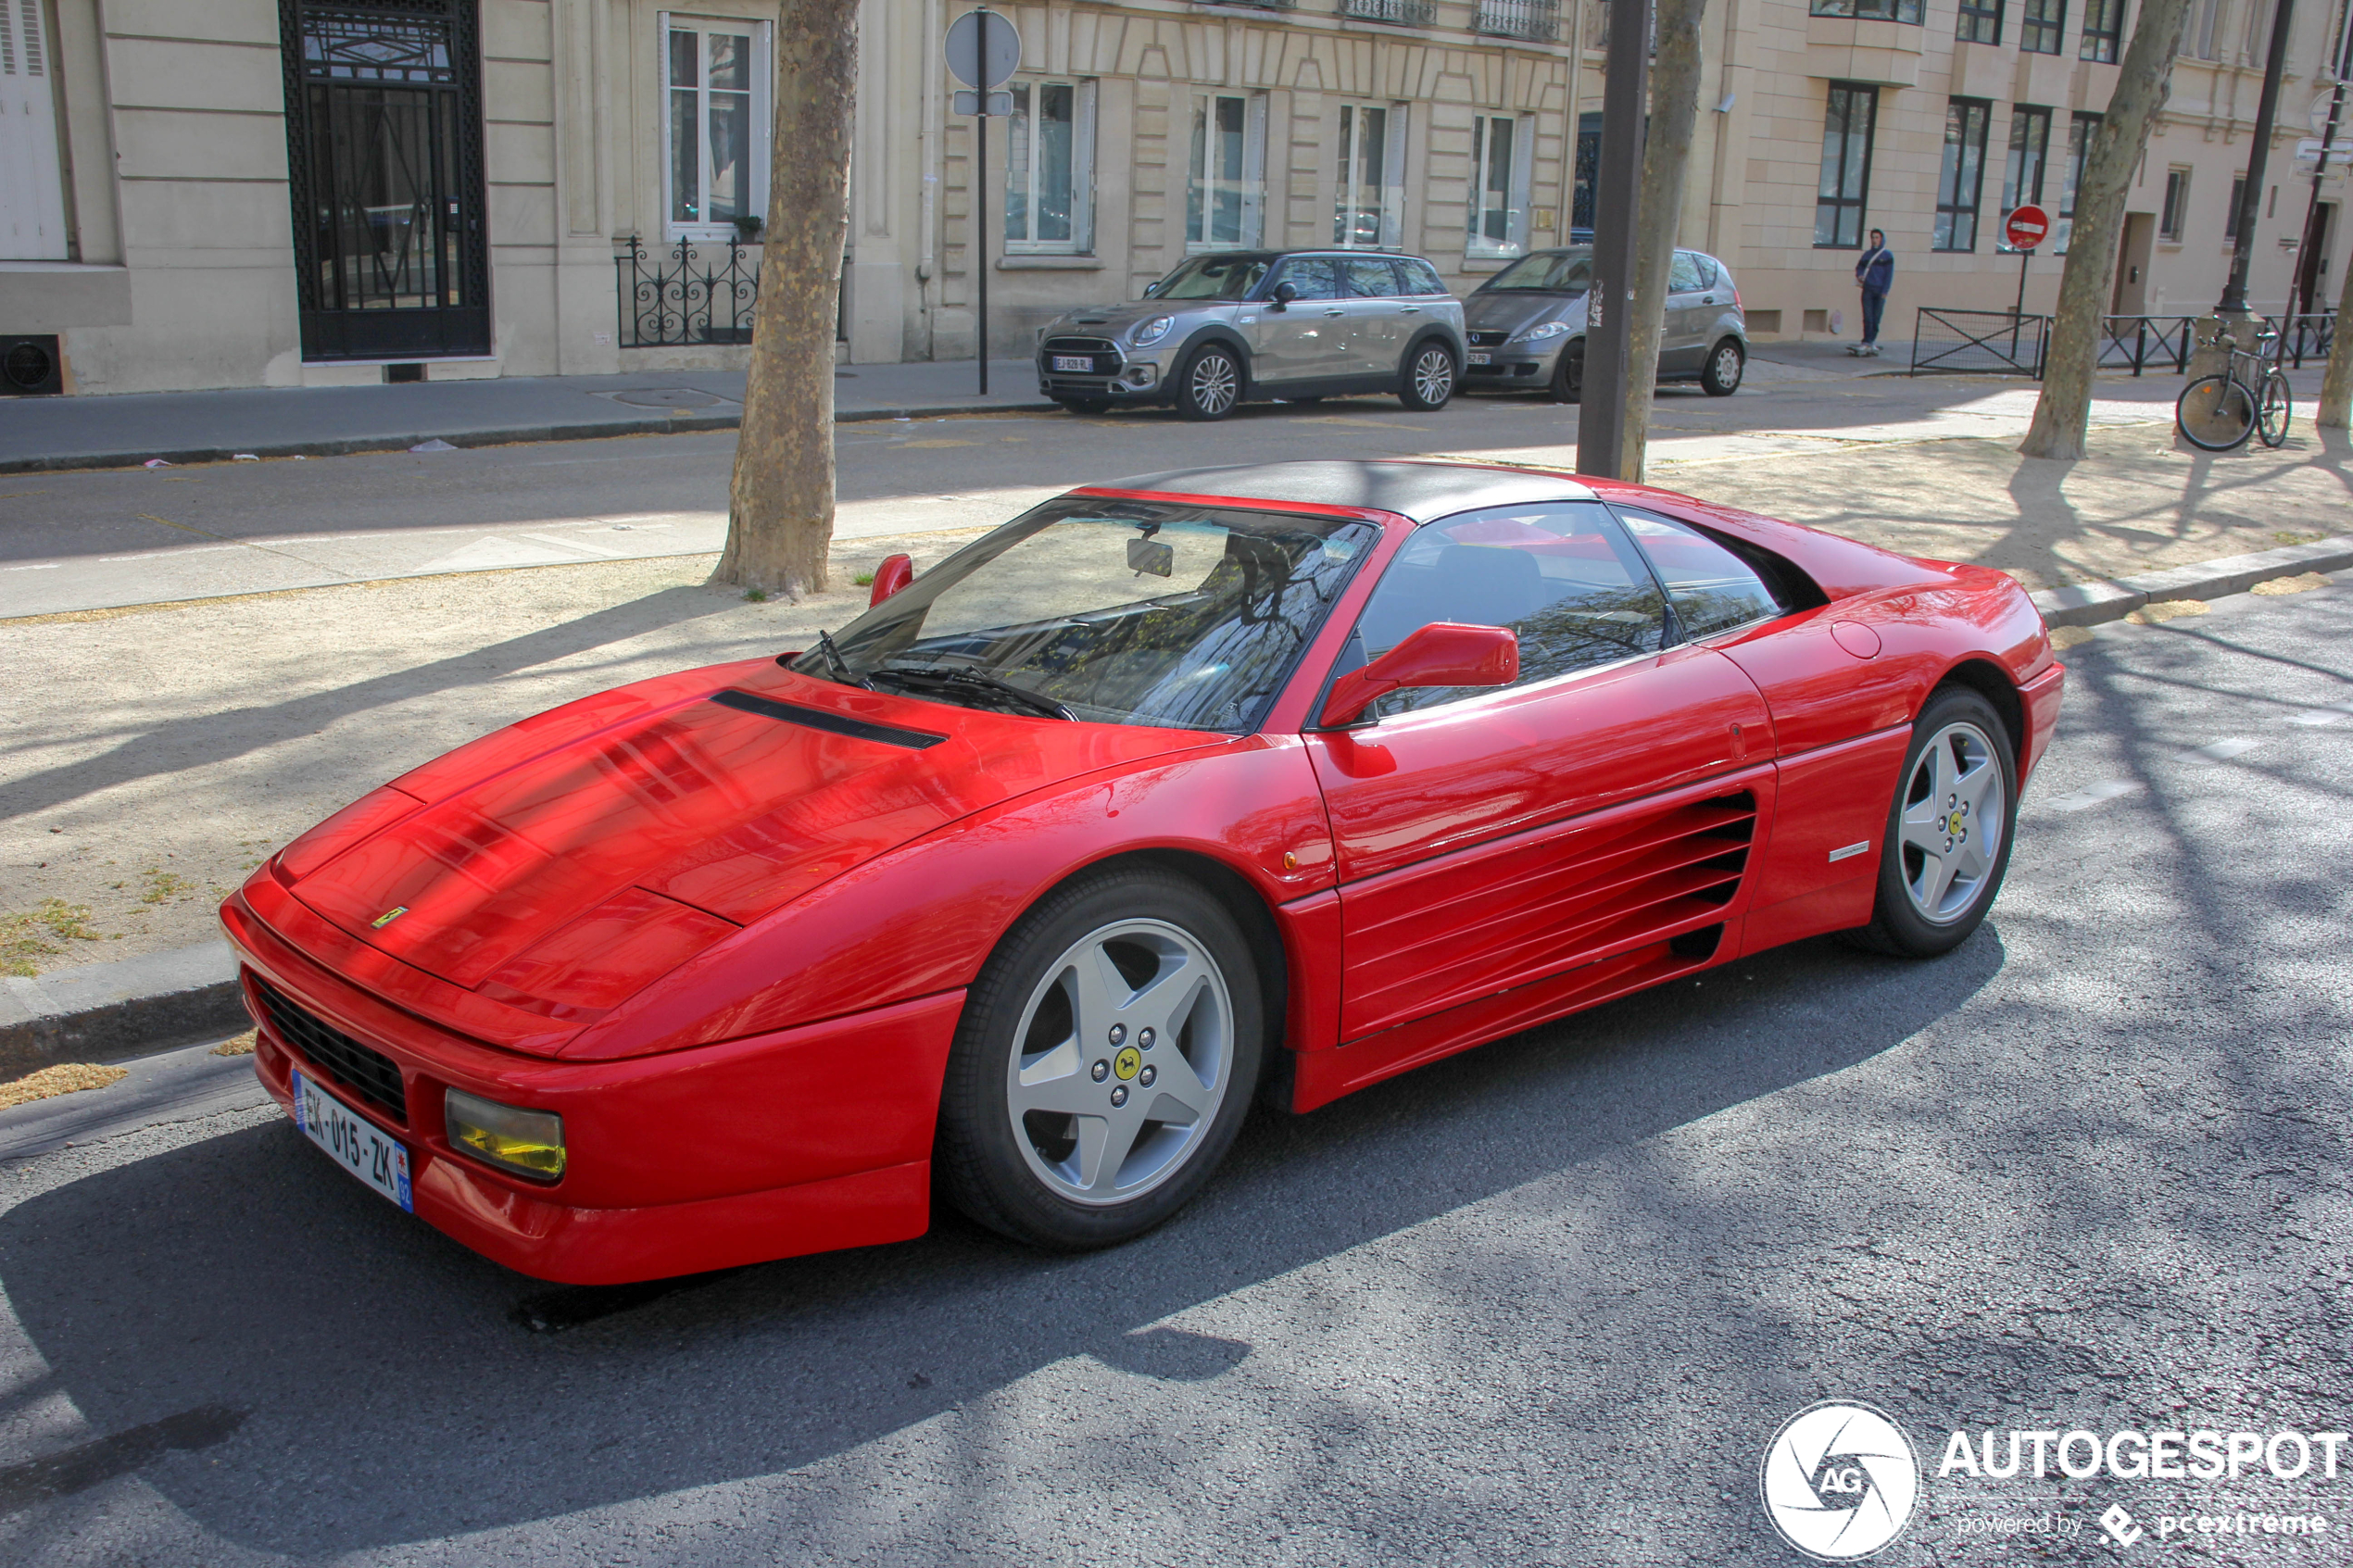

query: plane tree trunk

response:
[1621,0,1709,481]
[2018,0,2195,459]
[712,0,859,598]
[2323,213,2353,428]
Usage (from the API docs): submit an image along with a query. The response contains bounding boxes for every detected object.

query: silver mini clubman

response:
[1036,250,1468,420]
[1461,246,1749,402]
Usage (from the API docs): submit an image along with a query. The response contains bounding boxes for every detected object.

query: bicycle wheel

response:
[2177,374,2256,452]
[2256,370,2293,448]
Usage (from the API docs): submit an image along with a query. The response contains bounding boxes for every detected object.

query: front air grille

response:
[1041,335,1121,376]
[1467,330,1511,347]
[255,976,409,1123]
[1043,336,1115,354]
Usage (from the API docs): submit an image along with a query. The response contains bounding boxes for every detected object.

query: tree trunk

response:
[2017,0,2194,459]
[2323,215,2353,428]
[713,0,860,598]
[1620,0,1709,481]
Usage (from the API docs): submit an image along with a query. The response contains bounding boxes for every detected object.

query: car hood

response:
[1464,291,1588,335]
[1048,300,1223,338]
[279,661,1214,1007]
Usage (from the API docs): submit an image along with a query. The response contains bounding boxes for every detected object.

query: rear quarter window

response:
[1611,505,1825,639]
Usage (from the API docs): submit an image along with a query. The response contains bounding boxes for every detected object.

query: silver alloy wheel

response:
[1189,352,1239,416]
[1711,343,1743,387]
[1898,720,2007,925]
[1413,345,1454,404]
[1004,918,1235,1206]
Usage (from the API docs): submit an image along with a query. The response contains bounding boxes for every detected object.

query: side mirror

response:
[1141,281,1160,297]
[1271,280,1299,308]
[1317,622,1519,729]
[869,553,914,607]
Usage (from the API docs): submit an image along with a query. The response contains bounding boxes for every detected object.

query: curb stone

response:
[7,541,2343,1076]
[0,399,1063,476]
[2029,536,2353,628]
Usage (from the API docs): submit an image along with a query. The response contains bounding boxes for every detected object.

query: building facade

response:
[0,0,2342,395]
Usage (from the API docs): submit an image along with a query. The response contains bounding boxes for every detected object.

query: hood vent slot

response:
[711,689,946,750]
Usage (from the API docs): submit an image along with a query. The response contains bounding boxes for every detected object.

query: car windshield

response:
[1481,251,1594,293]
[798,497,1378,732]
[1151,255,1273,301]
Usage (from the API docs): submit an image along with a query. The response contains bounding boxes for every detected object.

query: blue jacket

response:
[1856,245,1894,295]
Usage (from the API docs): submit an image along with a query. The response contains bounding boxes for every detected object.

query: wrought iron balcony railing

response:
[614,234,761,348]
[1341,0,1437,23]
[1477,0,1561,40]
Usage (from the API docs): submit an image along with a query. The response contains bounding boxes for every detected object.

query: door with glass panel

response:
[666,19,767,237]
[1334,105,1400,249]
[1187,93,1263,251]
[281,0,490,361]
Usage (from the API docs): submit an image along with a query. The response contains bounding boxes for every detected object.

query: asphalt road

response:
[0,366,2212,619]
[0,575,2347,1564]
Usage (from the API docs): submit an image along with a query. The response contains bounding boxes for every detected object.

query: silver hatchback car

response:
[1461,246,1748,402]
[1036,250,1468,420]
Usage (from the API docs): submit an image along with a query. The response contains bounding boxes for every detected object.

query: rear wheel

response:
[1549,344,1584,404]
[1175,345,1242,421]
[2256,370,2292,448]
[1400,342,1457,410]
[2176,374,2255,451]
[1700,338,1745,396]
[935,868,1265,1250]
[1846,687,2017,959]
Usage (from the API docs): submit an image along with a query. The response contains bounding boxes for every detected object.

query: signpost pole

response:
[2013,249,2030,358]
[945,7,1019,397]
[977,103,989,395]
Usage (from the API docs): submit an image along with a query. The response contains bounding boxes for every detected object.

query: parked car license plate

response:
[1467,352,1491,366]
[1051,355,1094,372]
[292,1069,412,1211]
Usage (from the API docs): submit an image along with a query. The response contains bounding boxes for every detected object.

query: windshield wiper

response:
[870,663,1076,721]
[812,629,871,689]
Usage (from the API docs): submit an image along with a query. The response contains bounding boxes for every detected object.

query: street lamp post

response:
[2217,0,2298,315]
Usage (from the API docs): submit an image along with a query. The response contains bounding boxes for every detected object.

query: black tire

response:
[935,867,1266,1250]
[2257,370,2292,448]
[1175,345,1243,421]
[1284,395,1325,406]
[2176,374,2256,451]
[1700,338,1745,396]
[1054,396,1111,416]
[1400,341,1457,410]
[1845,686,2019,959]
[1549,343,1584,404]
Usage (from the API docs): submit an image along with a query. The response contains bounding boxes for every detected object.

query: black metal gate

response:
[279,0,490,361]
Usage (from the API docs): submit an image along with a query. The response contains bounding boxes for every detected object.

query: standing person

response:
[1851,230,1894,357]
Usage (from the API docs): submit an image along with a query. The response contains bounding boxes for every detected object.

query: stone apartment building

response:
[0,0,2341,395]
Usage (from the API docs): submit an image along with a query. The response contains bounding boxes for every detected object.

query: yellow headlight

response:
[444,1088,566,1181]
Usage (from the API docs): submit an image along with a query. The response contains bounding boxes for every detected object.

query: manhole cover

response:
[606,387,729,408]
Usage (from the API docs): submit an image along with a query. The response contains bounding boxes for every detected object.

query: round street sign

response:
[945,8,1020,90]
[2004,204,2051,251]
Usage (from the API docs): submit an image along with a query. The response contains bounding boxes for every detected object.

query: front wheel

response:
[1845,687,2018,959]
[2256,370,2293,448]
[1400,342,1457,410]
[1175,345,1242,421]
[2176,374,2256,451]
[1700,338,1745,396]
[1549,344,1584,405]
[934,868,1265,1250]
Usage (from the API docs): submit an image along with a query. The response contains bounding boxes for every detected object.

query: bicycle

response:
[2175,327,2293,451]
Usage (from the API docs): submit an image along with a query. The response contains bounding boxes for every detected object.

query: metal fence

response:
[1476,0,1561,40]
[2095,315,2196,376]
[2274,311,2336,369]
[614,234,761,348]
[1909,308,2050,376]
[1342,0,1436,20]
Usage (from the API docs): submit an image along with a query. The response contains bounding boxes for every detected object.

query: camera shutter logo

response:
[1759,1400,1921,1560]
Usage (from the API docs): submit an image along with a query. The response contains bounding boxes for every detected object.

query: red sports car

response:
[221,459,2063,1284]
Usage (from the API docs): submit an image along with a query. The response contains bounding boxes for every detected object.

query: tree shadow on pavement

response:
[0,931,2006,1553]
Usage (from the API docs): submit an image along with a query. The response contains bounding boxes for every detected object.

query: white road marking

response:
[520,532,628,558]
[5,562,60,571]
[2049,779,2143,812]
[2284,702,2353,727]
[94,545,244,562]
[2179,737,2262,764]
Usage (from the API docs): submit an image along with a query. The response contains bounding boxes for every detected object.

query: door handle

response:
[1322,308,1346,318]
[1701,296,1716,304]
[1400,305,1422,313]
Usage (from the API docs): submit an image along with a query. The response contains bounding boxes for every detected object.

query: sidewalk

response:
[0,358,1051,474]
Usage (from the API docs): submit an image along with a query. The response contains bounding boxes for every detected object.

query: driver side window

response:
[1270,257,1341,300]
[1347,502,1668,717]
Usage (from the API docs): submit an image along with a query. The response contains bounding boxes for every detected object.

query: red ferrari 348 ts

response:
[221,460,2062,1284]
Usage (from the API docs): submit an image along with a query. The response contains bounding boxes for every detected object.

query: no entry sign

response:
[2004,204,2051,251]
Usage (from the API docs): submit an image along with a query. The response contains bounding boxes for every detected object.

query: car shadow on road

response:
[0,928,2006,1551]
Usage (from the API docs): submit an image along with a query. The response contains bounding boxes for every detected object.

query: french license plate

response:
[1467,351,1492,366]
[292,1069,413,1211]
[1051,355,1094,372]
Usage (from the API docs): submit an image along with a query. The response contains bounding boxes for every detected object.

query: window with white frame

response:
[1186,93,1266,250]
[662,14,771,239]
[1005,80,1096,254]
[1334,103,1407,248]
[1466,114,1533,258]
[0,0,68,260]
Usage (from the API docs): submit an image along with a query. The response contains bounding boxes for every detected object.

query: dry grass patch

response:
[213,1031,258,1057]
[1,899,111,977]
[2125,599,2209,624]
[0,1062,128,1110]
[2251,572,2331,596]
[2049,625,2096,649]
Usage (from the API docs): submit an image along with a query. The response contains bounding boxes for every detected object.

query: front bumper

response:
[1462,338,1562,384]
[223,885,960,1284]
[1038,338,1173,404]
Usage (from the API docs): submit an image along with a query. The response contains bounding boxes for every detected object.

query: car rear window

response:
[1399,258,1448,295]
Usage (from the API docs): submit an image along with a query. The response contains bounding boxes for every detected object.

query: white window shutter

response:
[1508,114,1535,255]
[752,19,773,224]
[1075,78,1097,254]
[1241,94,1267,247]
[0,0,67,260]
[1380,106,1407,250]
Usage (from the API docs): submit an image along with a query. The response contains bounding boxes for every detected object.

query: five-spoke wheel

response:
[1850,686,2018,957]
[1401,343,1458,410]
[936,868,1265,1248]
[1176,346,1241,421]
